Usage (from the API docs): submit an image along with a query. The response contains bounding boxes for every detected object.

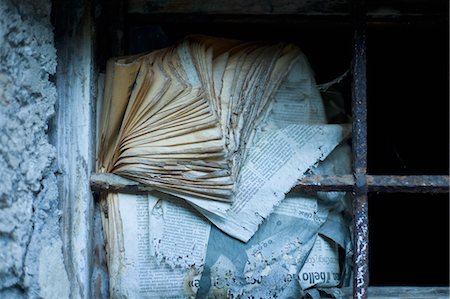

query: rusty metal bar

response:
[295,175,449,193]
[367,175,449,193]
[90,173,153,194]
[351,0,369,298]
[91,173,450,194]
[295,175,355,192]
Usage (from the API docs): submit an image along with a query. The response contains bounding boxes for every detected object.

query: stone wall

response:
[0,1,70,297]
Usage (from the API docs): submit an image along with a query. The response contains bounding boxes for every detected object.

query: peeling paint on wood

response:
[340,286,450,298]
[54,0,101,297]
[127,0,448,19]
[128,0,349,15]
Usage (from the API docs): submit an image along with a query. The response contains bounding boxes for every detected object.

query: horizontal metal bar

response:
[91,173,449,194]
[293,175,355,192]
[90,173,154,194]
[367,175,450,193]
[296,175,449,193]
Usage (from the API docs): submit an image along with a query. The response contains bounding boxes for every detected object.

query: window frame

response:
[86,1,450,298]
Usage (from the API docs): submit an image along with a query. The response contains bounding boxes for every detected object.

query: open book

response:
[98,36,353,297]
[97,36,317,202]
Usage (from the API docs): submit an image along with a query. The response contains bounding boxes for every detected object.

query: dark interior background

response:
[115,11,449,287]
[367,22,449,286]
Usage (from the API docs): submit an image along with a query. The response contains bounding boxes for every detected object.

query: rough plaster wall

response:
[0,0,69,297]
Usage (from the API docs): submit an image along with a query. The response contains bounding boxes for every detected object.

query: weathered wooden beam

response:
[54,0,98,296]
[128,0,349,15]
[340,286,450,298]
[127,0,447,20]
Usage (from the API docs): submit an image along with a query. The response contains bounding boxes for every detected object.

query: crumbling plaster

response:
[0,0,70,298]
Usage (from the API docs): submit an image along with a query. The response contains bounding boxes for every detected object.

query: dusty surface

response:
[0,0,69,297]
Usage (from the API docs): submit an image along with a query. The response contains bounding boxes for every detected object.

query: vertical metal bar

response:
[352,0,369,298]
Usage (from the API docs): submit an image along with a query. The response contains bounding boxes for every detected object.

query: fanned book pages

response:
[97,36,315,202]
[98,36,354,297]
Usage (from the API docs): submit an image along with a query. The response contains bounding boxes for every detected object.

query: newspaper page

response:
[299,235,341,290]
[198,193,325,298]
[260,53,327,127]
[196,192,350,298]
[107,192,211,298]
[196,142,352,299]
